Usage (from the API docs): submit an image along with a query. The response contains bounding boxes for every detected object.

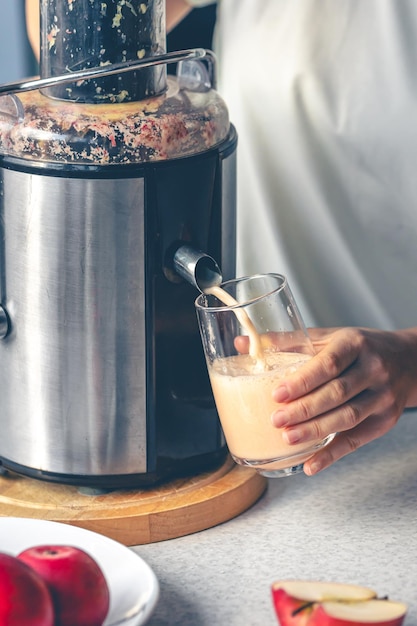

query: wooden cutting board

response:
[0,456,267,546]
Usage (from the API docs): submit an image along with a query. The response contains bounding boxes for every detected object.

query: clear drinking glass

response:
[195,273,335,478]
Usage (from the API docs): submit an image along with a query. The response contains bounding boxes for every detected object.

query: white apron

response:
[215,0,417,329]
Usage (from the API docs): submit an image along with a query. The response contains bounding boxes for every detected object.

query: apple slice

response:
[310,599,407,626]
[271,580,407,626]
[272,580,377,625]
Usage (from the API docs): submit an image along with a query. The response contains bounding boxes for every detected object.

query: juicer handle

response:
[0,49,215,96]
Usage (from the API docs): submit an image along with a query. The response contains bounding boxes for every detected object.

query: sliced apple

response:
[310,599,407,626]
[271,580,407,626]
[272,580,378,603]
[272,580,377,625]
[272,586,315,625]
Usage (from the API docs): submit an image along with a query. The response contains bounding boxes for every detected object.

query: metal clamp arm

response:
[0,48,211,96]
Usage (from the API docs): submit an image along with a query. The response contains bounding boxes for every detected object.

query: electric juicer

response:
[0,0,237,488]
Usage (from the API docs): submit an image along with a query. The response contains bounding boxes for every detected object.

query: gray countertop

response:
[133,408,417,625]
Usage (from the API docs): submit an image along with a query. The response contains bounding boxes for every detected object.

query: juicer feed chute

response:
[40,0,167,102]
[0,0,237,487]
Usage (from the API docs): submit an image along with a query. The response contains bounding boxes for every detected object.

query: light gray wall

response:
[0,1,37,84]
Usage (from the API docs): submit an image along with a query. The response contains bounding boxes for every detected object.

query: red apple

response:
[272,586,316,625]
[0,552,54,625]
[18,545,110,626]
[271,580,407,626]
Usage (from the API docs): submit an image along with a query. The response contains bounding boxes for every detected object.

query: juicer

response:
[0,0,237,488]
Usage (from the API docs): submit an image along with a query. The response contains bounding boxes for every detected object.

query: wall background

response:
[0,1,37,83]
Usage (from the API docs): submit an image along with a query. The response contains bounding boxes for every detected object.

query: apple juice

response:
[208,351,324,470]
[202,281,332,473]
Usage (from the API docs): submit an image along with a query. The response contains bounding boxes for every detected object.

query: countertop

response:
[134,408,417,625]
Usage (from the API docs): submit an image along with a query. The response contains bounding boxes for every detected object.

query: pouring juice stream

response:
[205,285,265,365]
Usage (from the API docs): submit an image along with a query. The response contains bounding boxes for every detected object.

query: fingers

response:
[272,328,362,403]
[276,386,387,446]
[302,411,400,475]
[307,327,340,339]
[271,360,369,429]
[307,326,341,348]
[234,335,249,354]
[272,328,408,431]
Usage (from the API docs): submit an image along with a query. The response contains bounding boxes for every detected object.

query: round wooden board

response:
[0,456,267,546]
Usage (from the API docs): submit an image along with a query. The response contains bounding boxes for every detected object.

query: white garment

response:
[215,0,417,329]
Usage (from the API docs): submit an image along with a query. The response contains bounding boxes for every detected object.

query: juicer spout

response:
[173,245,222,293]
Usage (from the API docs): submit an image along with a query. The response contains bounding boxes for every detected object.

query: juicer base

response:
[0,456,267,546]
[0,447,229,489]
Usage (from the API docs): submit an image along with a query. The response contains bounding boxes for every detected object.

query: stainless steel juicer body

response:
[0,131,236,486]
[0,0,237,487]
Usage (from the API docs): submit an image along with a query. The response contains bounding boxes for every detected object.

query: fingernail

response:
[274,385,290,402]
[283,428,301,444]
[306,461,322,475]
[271,410,289,428]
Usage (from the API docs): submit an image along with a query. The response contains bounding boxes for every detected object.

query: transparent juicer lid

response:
[0,50,230,166]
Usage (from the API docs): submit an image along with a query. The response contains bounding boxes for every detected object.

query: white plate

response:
[0,517,159,625]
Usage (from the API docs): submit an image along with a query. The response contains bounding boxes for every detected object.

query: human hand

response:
[270,326,417,475]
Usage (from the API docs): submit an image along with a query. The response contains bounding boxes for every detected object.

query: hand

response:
[270,326,417,475]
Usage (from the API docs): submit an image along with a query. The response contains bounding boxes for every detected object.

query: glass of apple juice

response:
[195,273,335,478]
